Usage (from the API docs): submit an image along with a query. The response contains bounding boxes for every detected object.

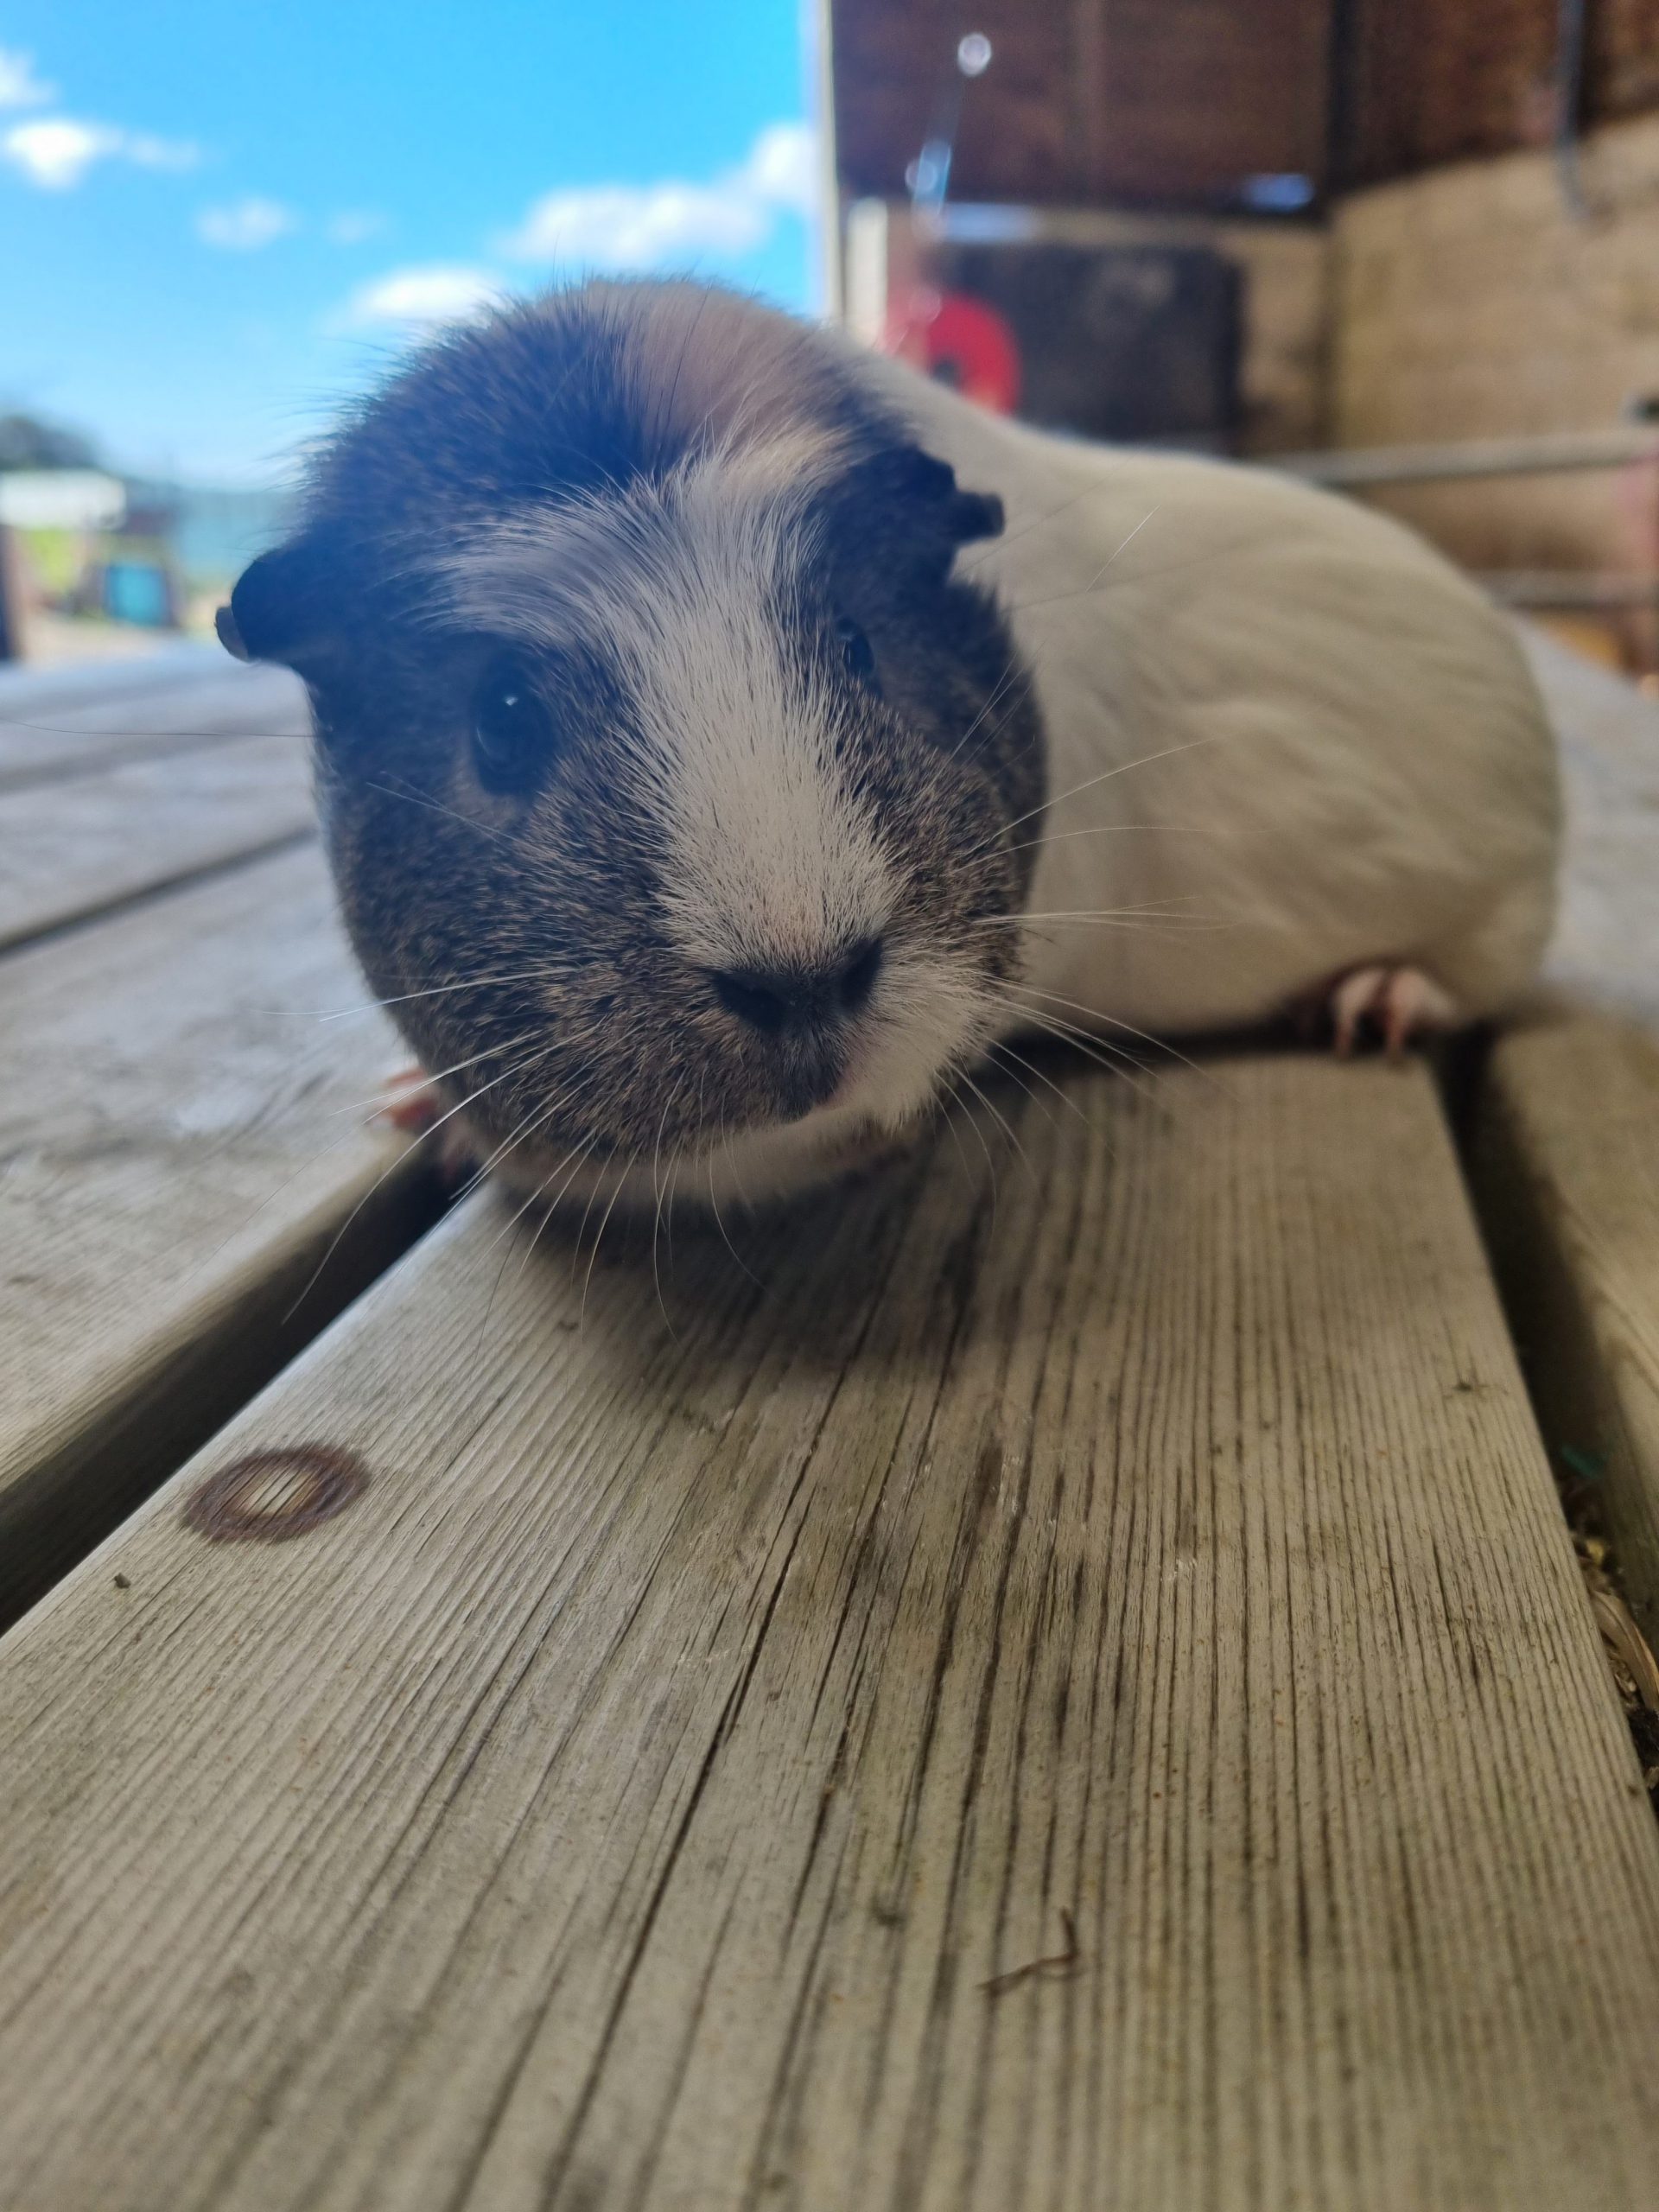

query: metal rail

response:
[1277,426,1659,488]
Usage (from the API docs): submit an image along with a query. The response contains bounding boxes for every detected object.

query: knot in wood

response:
[182,1446,369,1542]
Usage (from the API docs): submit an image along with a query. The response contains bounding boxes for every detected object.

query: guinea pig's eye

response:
[469,653,556,794]
[835,613,878,689]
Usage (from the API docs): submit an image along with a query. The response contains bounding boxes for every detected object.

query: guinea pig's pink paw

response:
[372,1062,444,1133]
[372,1064,479,1187]
[1328,965,1459,1059]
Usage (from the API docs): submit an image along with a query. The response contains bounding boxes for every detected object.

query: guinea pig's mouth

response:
[480,1071,931,1216]
[461,948,997,1212]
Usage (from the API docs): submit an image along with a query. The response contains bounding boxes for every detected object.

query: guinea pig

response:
[219,277,1560,1210]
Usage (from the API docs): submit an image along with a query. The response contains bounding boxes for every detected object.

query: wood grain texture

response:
[3,1055,1656,2212]
[0,644,223,722]
[1463,639,1659,1631]
[0,842,435,1622]
[0,652,306,788]
[0,729,314,950]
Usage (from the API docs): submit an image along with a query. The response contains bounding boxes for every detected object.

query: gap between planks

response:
[1463,636,1659,1713]
[0,730,315,953]
[2,1054,1657,2212]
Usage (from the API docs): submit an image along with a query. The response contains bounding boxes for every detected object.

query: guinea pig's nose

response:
[709,938,884,1036]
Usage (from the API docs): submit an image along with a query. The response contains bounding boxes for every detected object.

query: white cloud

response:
[3,115,198,188]
[125,132,200,175]
[495,118,817,270]
[344,264,499,328]
[326,208,385,245]
[498,179,768,268]
[0,47,54,108]
[335,120,817,337]
[3,118,118,187]
[198,196,296,250]
[741,120,818,216]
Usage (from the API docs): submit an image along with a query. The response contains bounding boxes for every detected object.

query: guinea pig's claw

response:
[1328,965,1459,1058]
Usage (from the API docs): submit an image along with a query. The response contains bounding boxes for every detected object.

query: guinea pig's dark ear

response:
[889,442,1008,542]
[947,484,1005,543]
[216,537,344,671]
[897,448,1005,547]
[846,444,1005,573]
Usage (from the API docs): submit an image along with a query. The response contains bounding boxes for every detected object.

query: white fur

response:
[444,437,896,976]
[443,439,993,1202]
[449,353,1561,1206]
[861,354,1561,1046]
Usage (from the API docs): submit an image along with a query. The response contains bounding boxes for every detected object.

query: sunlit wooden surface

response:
[1,636,1657,2210]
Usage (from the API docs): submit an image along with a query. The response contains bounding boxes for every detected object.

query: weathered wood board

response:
[0,729,314,950]
[0,842,435,1622]
[0,652,306,788]
[1460,636,1659,1637]
[0,643,219,723]
[3,1055,1656,2212]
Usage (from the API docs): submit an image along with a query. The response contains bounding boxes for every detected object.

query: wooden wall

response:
[828,0,1333,208]
[827,0,1659,208]
[1335,0,1659,187]
[827,3,1659,587]
[1331,111,1659,571]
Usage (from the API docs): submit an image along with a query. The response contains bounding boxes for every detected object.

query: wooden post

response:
[0,523,25,663]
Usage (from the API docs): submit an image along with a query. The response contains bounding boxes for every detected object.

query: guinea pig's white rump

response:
[875,365,1561,1042]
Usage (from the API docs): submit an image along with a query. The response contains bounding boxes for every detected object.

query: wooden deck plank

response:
[1476,1008,1659,1640]
[3,1055,1656,2212]
[0,656,306,789]
[1465,634,1659,1641]
[0,842,436,1624]
[0,643,226,721]
[0,729,314,951]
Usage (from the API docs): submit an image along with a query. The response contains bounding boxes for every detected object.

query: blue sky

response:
[0,1,817,483]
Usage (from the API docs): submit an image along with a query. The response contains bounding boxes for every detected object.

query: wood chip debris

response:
[1578,1535,1659,1715]
[981,1908,1082,1999]
[1575,1533,1659,1804]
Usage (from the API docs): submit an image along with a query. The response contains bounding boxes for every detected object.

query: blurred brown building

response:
[819,0,1659,626]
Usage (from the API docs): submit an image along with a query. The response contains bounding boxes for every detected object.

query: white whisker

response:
[968,731,1243,864]
[955,471,1126,575]
[578,1168,631,1332]
[988,1039,1091,1128]
[334,1036,528,1120]
[981,992,1160,1098]
[941,1070,1000,1223]
[952,1065,1038,1192]
[278,1044,552,1324]
[316,965,567,1021]
[365,774,514,849]
[996,979,1227,1093]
